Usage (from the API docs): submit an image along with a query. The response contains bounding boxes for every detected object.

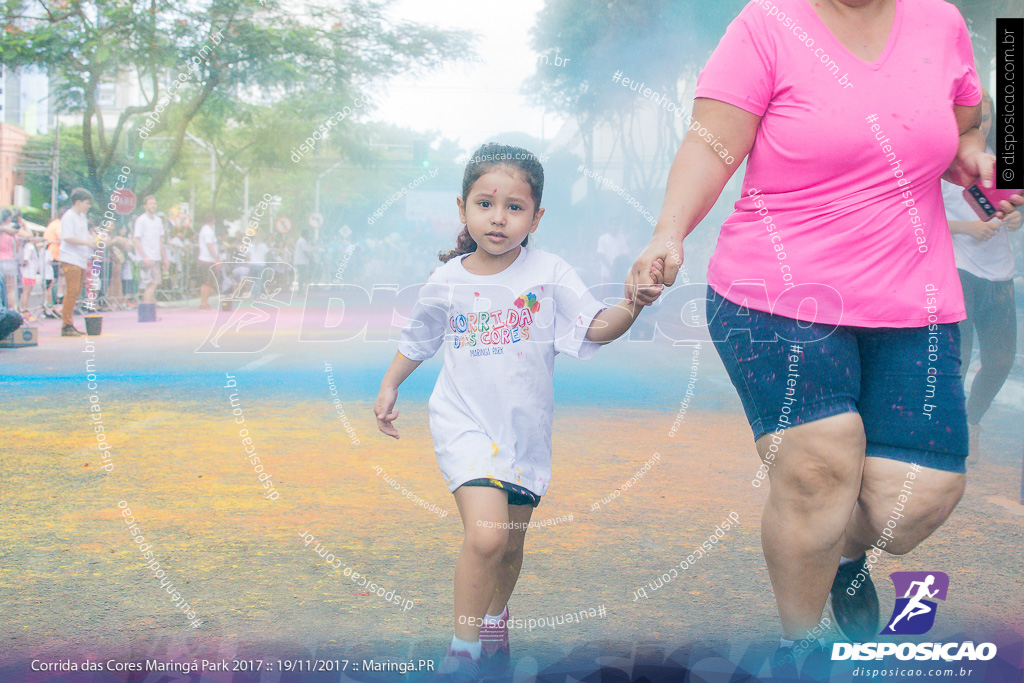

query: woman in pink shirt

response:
[626,0,1021,673]
[0,208,32,310]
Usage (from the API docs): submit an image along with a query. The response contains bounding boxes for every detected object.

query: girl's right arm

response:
[375,351,423,439]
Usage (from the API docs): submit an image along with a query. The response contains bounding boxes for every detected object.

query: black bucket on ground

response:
[137,303,157,322]
[84,315,103,336]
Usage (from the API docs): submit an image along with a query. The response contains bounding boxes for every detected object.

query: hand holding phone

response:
[962,184,1023,221]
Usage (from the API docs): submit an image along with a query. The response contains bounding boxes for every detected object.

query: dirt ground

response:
[2,303,1023,681]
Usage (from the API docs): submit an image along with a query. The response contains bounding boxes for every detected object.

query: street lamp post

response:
[185,131,248,216]
[315,161,345,215]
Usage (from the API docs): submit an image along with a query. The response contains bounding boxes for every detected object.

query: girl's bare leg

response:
[487,503,534,616]
[453,486,510,642]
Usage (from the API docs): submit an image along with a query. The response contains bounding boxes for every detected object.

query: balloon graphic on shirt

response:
[515,292,540,313]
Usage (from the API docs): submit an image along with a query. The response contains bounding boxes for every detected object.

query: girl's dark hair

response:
[439,142,545,263]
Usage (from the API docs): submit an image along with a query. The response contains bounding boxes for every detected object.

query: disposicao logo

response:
[882,571,948,635]
[832,571,997,662]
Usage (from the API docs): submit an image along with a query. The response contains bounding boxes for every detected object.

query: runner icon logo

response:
[881,571,949,635]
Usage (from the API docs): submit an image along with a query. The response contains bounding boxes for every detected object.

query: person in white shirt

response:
[58,188,95,336]
[133,195,168,304]
[167,227,185,290]
[292,230,311,291]
[246,238,270,298]
[373,144,661,678]
[943,90,1021,459]
[248,239,269,268]
[19,239,42,319]
[596,226,630,282]
[197,212,220,310]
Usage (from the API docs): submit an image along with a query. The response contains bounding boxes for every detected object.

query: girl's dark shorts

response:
[461,477,541,507]
[706,286,968,473]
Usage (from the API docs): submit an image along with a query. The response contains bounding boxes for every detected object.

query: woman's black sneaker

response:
[771,645,800,681]
[829,555,879,641]
[800,641,833,681]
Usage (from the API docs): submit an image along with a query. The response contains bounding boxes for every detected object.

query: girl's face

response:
[457,170,543,257]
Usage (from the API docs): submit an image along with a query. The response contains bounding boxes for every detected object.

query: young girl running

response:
[375,143,660,681]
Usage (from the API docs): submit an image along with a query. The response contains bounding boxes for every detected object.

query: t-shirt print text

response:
[449,292,539,350]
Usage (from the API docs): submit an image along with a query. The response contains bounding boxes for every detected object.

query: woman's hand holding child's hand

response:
[626,258,666,305]
[650,258,665,285]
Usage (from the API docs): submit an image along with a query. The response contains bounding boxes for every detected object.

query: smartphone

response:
[963,183,1023,220]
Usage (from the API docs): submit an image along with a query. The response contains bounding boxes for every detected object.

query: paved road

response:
[2,301,1022,680]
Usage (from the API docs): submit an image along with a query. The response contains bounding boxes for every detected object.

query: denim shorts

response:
[706,286,969,472]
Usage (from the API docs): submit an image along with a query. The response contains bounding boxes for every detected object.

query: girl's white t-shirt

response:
[398,246,607,497]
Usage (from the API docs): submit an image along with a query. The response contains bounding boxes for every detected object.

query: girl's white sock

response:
[780,637,826,651]
[450,635,481,660]
[483,606,508,625]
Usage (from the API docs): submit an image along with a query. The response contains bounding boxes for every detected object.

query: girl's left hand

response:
[375,386,401,439]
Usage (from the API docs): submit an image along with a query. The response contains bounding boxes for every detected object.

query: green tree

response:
[1,0,465,199]
[527,0,745,198]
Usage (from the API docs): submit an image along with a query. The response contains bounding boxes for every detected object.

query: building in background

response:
[0,63,54,206]
[1,63,51,135]
[0,121,29,207]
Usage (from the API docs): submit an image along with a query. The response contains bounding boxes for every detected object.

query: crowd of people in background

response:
[1,122,1022,457]
[3,193,645,342]
[0,190,333,338]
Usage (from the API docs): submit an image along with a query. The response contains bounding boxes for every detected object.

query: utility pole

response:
[50,119,60,220]
[209,144,216,204]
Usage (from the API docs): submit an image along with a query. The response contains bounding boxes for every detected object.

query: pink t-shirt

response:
[696,0,981,327]
[0,232,14,261]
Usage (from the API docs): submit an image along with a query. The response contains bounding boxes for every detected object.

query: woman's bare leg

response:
[759,412,865,640]
[842,458,965,558]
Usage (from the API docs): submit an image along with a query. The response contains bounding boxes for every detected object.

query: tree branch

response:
[138,71,220,197]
